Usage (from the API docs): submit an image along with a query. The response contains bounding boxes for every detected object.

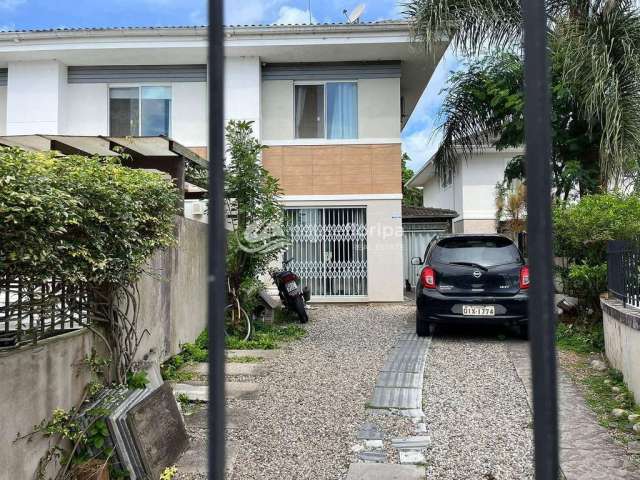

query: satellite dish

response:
[347,3,366,23]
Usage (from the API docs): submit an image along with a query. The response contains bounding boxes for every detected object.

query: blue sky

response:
[0,0,461,172]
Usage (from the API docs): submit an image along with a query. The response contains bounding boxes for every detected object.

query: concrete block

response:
[345,463,425,480]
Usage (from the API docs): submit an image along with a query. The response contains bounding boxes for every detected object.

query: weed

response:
[225,321,306,350]
[556,321,605,354]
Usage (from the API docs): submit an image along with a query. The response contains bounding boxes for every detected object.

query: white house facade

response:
[0,22,446,302]
[407,146,524,233]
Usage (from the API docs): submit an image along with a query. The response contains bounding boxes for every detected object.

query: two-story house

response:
[406,144,524,233]
[0,22,446,302]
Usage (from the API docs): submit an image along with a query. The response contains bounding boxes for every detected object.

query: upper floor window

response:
[109,86,171,136]
[294,82,357,139]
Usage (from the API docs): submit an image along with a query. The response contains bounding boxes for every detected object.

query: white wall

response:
[460,151,513,223]
[261,80,293,141]
[0,86,6,135]
[422,175,456,212]
[63,83,108,135]
[6,60,66,134]
[172,82,207,147]
[225,56,261,136]
[358,78,400,139]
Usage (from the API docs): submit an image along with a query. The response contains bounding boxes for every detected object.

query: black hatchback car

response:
[413,234,529,338]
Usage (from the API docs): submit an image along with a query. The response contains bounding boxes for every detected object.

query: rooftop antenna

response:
[344,3,366,23]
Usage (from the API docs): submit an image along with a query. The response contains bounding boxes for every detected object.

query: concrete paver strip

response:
[345,463,425,480]
[225,362,268,376]
[225,349,279,359]
[369,334,430,413]
[172,382,260,401]
[225,382,261,400]
[508,342,640,480]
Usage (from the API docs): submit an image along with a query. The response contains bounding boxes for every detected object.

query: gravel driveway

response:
[423,330,534,479]
[226,303,411,480]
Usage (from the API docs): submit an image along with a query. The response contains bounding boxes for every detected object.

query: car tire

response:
[518,323,529,340]
[416,310,431,337]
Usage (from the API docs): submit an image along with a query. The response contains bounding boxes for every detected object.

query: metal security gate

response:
[402,224,444,286]
[285,207,367,297]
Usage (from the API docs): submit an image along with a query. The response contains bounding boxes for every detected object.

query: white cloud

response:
[224,0,286,26]
[0,0,25,9]
[274,6,316,25]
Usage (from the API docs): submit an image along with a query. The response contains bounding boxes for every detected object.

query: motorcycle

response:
[271,257,310,323]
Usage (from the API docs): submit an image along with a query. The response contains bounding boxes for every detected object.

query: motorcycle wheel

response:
[293,295,308,324]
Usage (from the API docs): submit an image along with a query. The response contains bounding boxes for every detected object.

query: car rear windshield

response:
[430,237,521,268]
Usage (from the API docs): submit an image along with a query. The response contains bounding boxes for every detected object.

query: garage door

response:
[402,223,444,287]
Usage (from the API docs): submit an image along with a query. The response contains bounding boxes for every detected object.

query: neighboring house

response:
[0,22,447,302]
[406,145,524,233]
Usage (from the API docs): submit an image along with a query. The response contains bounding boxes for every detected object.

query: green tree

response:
[402,152,423,207]
[406,0,640,188]
[224,120,286,305]
[433,52,600,199]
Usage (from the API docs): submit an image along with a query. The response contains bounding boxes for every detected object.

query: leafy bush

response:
[554,193,640,265]
[553,193,640,318]
[0,147,178,283]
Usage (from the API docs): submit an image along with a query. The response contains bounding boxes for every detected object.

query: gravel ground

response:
[226,303,412,480]
[423,332,534,479]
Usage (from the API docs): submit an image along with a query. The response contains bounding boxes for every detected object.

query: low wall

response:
[133,216,208,366]
[601,297,640,402]
[0,329,95,479]
[0,216,207,479]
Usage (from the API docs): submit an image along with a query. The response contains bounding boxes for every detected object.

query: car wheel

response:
[416,310,431,337]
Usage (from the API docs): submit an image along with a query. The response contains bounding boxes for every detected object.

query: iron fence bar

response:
[523,0,560,478]
[207,2,226,480]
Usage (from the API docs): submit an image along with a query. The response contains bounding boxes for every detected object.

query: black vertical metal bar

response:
[522,0,560,479]
[208,2,226,480]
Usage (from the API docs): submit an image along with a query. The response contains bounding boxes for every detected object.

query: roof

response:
[0,20,407,37]
[402,205,458,219]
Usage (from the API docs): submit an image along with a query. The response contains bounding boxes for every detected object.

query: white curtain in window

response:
[326,82,357,139]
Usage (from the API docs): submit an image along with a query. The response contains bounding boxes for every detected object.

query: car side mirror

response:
[411,257,423,266]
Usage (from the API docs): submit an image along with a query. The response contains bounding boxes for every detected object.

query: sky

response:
[0,0,462,172]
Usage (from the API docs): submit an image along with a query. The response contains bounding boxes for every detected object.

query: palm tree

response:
[405,0,640,188]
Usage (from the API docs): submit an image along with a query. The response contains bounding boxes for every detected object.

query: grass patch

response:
[581,366,640,433]
[555,321,605,354]
[162,312,306,379]
[226,356,263,363]
[225,322,306,350]
[161,330,208,381]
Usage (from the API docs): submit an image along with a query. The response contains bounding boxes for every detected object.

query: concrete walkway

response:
[509,342,640,480]
[346,328,432,479]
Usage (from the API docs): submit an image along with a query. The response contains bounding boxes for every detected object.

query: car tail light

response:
[520,266,530,289]
[420,267,436,289]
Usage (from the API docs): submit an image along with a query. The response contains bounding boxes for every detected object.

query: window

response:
[109,86,171,136]
[294,82,357,139]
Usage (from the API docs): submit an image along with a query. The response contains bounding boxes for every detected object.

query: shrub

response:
[553,193,640,319]
[553,193,640,265]
[0,148,178,284]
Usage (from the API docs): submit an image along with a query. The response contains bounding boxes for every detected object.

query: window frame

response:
[108,84,173,137]
[293,80,358,140]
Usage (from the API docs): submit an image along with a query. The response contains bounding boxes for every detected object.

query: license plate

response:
[285,281,298,293]
[462,305,495,316]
